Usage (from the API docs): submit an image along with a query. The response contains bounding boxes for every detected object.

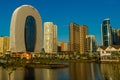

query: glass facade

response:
[25,16,36,52]
[112,29,119,45]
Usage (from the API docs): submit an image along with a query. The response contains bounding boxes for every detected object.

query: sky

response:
[0,0,120,44]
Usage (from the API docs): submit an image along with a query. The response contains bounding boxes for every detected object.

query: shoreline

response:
[26,63,69,69]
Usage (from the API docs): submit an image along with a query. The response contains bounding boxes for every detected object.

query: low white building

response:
[97,45,120,60]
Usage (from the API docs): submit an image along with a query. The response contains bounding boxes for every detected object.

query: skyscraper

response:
[69,23,80,52]
[10,5,42,52]
[112,28,118,45]
[44,22,57,53]
[118,29,120,45]
[79,25,88,54]
[101,18,112,46]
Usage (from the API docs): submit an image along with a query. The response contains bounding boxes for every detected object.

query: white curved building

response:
[10,5,42,52]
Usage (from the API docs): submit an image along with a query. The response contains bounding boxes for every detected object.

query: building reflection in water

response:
[0,67,8,80]
[34,68,43,80]
[99,64,112,80]
[34,68,57,80]
[99,63,120,80]
[0,67,24,80]
[69,63,102,80]
[42,69,57,80]
[24,67,35,80]
[14,67,24,80]
[0,67,3,80]
[69,63,89,80]
[0,66,60,80]
[1,63,120,80]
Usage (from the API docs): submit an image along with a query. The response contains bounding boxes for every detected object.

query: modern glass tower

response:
[101,18,112,46]
[10,5,42,52]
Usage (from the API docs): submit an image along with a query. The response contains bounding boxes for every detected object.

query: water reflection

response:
[69,63,89,80]
[0,67,24,80]
[24,67,35,80]
[0,63,120,80]
[34,68,57,80]
[14,68,24,80]
[23,67,58,80]
[99,63,120,80]
[31,67,68,80]
[69,63,103,80]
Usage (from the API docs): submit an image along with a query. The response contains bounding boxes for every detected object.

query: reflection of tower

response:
[14,68,24,80]
[10,5,42,52]
[34,68,57,80]
[44,22,57,53]
[43,69,57,80]
[69,63,103,80]
[100,64,113,80]
[24,67,35,80]
[0,67,2,80]
[90,63,95,80]
[69,63,89,80]
[34,68,44,80]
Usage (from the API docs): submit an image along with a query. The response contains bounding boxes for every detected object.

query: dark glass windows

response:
[25,16,36,52]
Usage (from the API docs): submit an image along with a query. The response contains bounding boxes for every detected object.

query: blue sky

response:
[0,0,120,44]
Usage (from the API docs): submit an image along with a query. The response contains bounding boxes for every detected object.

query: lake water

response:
[0,62,120,80]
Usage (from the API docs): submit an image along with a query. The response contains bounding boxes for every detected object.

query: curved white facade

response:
[10,5,42,52]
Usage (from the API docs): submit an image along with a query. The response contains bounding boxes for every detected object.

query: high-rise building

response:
[0,36,9,56]
[53,25,57,52]
[79,25,88,54]
[118,29,120,45]
[112,28,118,45]
[87,35,97,55]
[44,22,57,53]
[10,5,42,52]
[69,23,80,52]
[101,18,112,46]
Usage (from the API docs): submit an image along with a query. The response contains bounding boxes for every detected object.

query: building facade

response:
[101,18,112,46]
[57,42,69,52]
[69,23,80,52]
[44,22,57,53]
[112,28,120,45]
[87,35,97,55]
[0,36,9,56]
[10,5,42,52]
[79,25,88,54]
[118,29,120,45]
[112,28,118,45]
[97,45,120,61]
